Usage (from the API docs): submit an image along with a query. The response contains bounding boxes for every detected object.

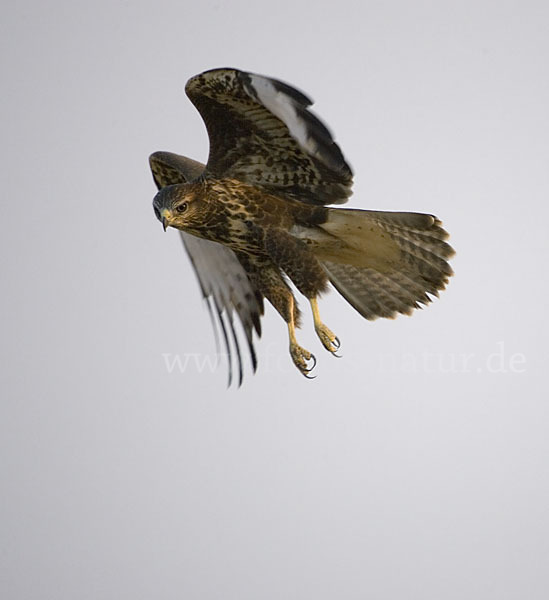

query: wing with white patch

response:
[185,68,353,205]
[149,151,264,386]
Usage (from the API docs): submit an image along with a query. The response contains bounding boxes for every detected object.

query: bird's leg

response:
[309,297,341,356]
[260,230,331,371]
[287,297,316,378]
[245,259,316,378]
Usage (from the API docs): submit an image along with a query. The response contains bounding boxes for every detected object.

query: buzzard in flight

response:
[150,68,454,383]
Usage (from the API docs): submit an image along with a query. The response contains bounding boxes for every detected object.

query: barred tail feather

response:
[313,208,454,320]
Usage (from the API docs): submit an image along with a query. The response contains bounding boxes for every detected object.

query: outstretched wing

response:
[185,68,353,205]
[149,151,264,386]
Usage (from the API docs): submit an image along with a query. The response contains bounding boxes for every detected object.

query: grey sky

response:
[2,1,549,598]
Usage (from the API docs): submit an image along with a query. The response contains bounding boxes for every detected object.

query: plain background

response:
[2,1,548,598]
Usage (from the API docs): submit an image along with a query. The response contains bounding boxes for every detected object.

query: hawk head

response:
[153,183,207,233]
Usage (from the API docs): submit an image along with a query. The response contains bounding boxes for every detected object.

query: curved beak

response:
[160,208,172,232]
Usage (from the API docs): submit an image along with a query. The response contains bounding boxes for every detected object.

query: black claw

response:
[333,336,341,350]
[304,353,317,373]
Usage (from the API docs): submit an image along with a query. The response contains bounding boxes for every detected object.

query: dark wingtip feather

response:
[214,304,233,388]
[227,314,244,388]
[204,297,221,356]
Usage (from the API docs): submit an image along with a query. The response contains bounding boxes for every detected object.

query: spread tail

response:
[306,208,455,320]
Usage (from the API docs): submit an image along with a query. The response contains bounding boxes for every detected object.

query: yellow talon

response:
[287,316,316,378]
[310,297,341,355]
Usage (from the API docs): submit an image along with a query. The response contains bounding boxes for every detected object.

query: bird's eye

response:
[176,202,188,213]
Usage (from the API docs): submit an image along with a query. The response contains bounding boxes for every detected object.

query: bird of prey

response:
[150,67,454,383]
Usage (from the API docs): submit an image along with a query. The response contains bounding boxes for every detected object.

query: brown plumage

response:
[150,68,454,383]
